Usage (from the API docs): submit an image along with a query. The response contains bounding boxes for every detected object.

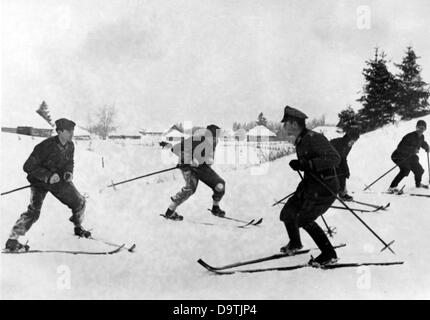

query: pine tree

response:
[357,48,398,132]
[337,105,359,132]
[394,46,430,119]
[36,101,54,127]
[256,112,267,126]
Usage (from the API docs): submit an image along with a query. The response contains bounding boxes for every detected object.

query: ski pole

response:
[1,185,31,196]
[107,166,178,189]
[363,154,413,191]
[320,214,335,238]
[309,172,395,254]
[272,191,295,207]
[427,152,430,184]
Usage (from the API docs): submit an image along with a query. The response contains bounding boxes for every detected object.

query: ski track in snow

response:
[1,116,430,299]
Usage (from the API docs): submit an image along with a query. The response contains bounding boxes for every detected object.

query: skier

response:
[388,120,429,193]
[279,106,341,266]
[162,124,226,221]
[4,118,91,252]
[330,127,360,201]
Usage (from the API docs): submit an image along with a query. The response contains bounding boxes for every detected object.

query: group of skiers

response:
[4,107,429,266]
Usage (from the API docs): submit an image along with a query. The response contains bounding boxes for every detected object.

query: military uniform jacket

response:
[330,136,353,178]
[171,129,217,166]
[392,131,429,160]
[295,129,341,199]
[23,136,75,184]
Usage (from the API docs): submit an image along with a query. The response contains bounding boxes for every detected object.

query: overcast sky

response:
[1,0,430,130]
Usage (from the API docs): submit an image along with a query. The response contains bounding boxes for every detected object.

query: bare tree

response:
[86,104,117,139]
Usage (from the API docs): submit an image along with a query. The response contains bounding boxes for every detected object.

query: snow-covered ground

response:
[1,115,430,299]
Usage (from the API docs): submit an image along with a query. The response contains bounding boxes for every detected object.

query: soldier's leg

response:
[279,195,303,248]
[169,169,199,211]
[390,166,410,188]
[9,186,47,239]
[195,165,225,205]
[338,176,346,194]
[48,181,86,227]
[410,157,424,186]
[298,197,336,254]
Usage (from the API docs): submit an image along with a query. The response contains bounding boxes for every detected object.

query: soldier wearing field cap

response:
[388,120,429,193]
[4,118,91,252]
[279,105,341,266]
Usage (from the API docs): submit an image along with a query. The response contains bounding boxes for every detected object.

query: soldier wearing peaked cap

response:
[278,105,341,266]
[4,118,91,252]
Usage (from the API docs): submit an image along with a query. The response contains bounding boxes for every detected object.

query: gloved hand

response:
[176,163,190,170]
[159,141,172,148]
[64,172,73,182]
[289,160,302,171]
[289,159,311,171]
[48,173,60,184]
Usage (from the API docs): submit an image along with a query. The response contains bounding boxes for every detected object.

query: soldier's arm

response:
[310,135,341,172]
[64,143,75,173]
[422,139,429,152]
[23,142,52,183]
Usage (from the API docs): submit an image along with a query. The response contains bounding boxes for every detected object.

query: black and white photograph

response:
[1,0,430,302]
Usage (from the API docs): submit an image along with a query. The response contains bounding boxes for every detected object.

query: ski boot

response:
[163,208,184,221]
[4,239,30,252]
[416,183,429,189]
[387,187,403,195]
[210,205,226,218]
[308,251,338,267]
[280,242,303,256]
[338,192,353,201]
[74,226,92,238]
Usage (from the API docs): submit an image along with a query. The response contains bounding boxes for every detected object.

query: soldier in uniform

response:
[388,120,429,192]
[162,124,226,221]
[330,127,360,201]
[5,118,91,252]
[279,106,341,266]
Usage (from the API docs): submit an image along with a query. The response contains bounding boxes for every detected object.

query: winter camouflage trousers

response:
[9,181,86,239]
[171,165,225,207]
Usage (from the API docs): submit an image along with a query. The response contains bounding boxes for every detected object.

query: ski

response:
[330,205,386,213]
[160,214,256,229]
[2,244,125,255]
[197,243,346,271]
[207,209,263,227]
[205,261,404,275]
[349,200,390,210]
[88,236,136,252]
[382,191,430,197]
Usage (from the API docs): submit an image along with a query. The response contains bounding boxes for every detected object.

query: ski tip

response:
[128,244,137,252]
[108,244,126,254]
[254,218,263,225]
[197,259,214,271]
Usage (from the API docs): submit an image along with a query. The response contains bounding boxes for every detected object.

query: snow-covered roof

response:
[247,125,276,137]
[74,126,91,136]
[110,128,142,136]
[163,128,184,138]
[3,112,53,129]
